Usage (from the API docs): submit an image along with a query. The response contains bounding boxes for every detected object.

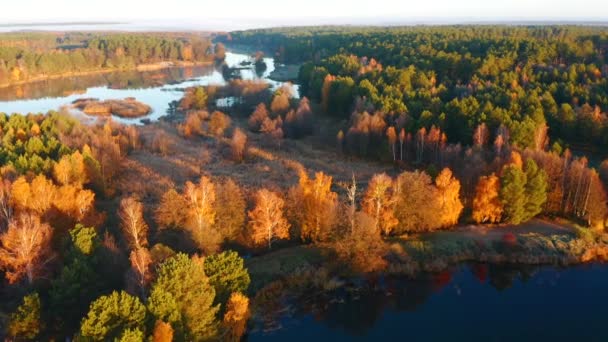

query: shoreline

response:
[247,218,608,290]
[0,60,214,89]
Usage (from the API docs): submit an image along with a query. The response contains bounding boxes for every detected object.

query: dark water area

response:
[249,263,608,341]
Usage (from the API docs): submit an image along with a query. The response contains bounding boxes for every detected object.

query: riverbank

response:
[246,219,608,290]
[0,60,213,90]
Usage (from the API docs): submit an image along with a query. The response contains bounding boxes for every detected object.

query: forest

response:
[0,32,219,86]
[0,26,608,340]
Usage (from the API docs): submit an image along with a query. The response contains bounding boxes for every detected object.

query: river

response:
[0,52,295,124]
[248,263,608,341]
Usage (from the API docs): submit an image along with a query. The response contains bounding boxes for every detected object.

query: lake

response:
[0,52,295,123]
[248,263,608,341]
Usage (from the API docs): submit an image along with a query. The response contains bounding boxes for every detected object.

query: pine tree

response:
[523,159,548,221]
[204,251,250,305]
[79,291,147,341]
[147,253,219,340]
[500,164,527,224]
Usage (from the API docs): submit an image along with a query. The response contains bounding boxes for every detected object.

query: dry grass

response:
[122,117,393,204]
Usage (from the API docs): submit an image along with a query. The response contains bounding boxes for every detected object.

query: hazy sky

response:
[2,0,607,30]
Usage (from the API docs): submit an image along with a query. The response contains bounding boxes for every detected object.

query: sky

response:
[2,0,607,30]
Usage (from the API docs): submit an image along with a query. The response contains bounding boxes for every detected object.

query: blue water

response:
[249,264,608,341]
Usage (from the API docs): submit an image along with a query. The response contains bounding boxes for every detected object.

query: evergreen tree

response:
[147,253,219,340]
[204,251,251,305]
[79,291,147,341]
[523,159,548,221]
[500,164,527,224]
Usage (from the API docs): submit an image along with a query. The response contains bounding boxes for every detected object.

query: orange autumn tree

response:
[435,168,464,228]
[222,292,250,342]
[472,174,503,224]
[152,320,174,342]
[10,175,95,223]
[0,213,54,285]
[291,171,338,243]
[118,197,149,250]
[155,188,189,229]
[248,189,290,249]
[362,173,398,235]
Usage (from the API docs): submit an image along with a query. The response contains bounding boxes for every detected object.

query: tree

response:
[152,320,174,342]
[50,225,107,334]
[7,293,42,340]
[361,173,397,235]
[523,159,548,221]
[230,128,247,162]
[472,174,503,223]
[248,103,269,132]
[148,253,219,340]
[0,177,12,230]
[191,87,208,110]
[270,89,291,115]
[248,189,290,249]
[392,171,439,233]
[119,197,149,250]
[500,164,527,224]
[292,172,339,243]
[184,176,220,254]
[79,291,147,341]
[204,251,251,305]
[435,168,464,227]
[209,111,231,137]
[118,328,144,342]
[0,213,54,284]
[128,247,153,299]
[386,127,397,161]
[222,292,250,342]
[155,188,188,229]
[54,151,88,187]
[215,179,246,241]
[333,212,387,273]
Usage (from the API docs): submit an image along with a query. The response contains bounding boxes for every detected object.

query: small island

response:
[72,97,152,118]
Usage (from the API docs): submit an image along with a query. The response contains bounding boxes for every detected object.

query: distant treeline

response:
[222,26,608,151]
[0,32,219,85]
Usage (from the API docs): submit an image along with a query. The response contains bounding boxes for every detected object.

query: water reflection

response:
[0,52,296,124]
[250,263,608,341]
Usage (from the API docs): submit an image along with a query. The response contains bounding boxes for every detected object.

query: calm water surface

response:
[0,52,294,123]
[249,263,608,341]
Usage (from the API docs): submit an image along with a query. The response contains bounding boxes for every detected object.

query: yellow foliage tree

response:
[222,292,250,342]
[362,173,398,235]
[435,168,464,228]
[472,174,503,223]
[54,151,88,187]
[248,189,290,249]
[293,172,338,243]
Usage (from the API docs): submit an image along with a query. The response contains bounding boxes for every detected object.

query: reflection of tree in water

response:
[487,264,540,291]
[304,283,389,336]
[289,275,442,336]
[0,66,215,101]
